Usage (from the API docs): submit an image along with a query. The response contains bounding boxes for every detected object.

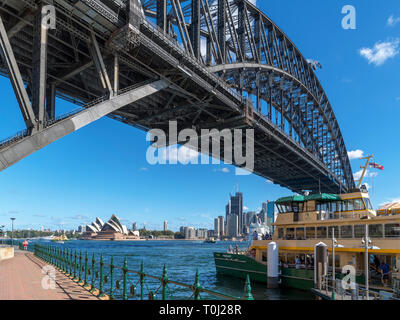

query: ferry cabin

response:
[249,191,400,290]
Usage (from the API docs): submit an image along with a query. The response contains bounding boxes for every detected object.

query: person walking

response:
[23,239,28,251]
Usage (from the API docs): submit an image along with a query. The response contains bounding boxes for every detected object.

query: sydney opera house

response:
[82,215,140,240]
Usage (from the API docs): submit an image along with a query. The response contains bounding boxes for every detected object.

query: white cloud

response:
[266,179,273,184]
[159,145,199,164]
[388,15,400,27]
[379,198,400,207]
[348,149,364,160]
[213,167,230,173]
[359,39,400,66]
[243,206,249,211]
[353,169,378,181]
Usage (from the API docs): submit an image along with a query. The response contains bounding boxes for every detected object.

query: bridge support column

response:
[89,32,113,96]
[32,1,53,130]
[0,16,36,130]
[217,0,226,63]
[190,0,201,59]
[156,0,167,33]
[45,83,56,121]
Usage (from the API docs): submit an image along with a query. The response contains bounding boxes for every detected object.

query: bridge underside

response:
[0,0,354,194]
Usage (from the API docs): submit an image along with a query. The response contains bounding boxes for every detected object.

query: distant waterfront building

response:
[218,216,224,238]
[226,192,243,235]
[132,222,137,231]
[184,227,196,239]
[179,226,185,233]
[163,221,168,232]
[196,228,208,239]
[214,218,220,238]
[266,201,275,231]
[83,215,139,240]
[226,214,239,238]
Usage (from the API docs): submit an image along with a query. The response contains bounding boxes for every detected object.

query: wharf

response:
[0,249,99,300]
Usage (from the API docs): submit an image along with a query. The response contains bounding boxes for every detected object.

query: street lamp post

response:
[0,225,4,245]
[10,218,15,246]
[362,224,380,300]
[331,228,343,299]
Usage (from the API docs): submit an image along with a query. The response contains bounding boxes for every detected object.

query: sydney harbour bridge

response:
[0,0,355,194]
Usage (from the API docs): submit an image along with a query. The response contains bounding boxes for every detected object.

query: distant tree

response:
[174,232,185,239]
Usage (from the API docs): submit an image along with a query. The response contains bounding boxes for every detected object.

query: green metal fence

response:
[32,243,254,300]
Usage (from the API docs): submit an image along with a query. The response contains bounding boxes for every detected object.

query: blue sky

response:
[0,0,399,232]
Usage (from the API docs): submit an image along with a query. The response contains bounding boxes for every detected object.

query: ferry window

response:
[354,199,365,210]
[287,253,295,265]
[296,227,305,240]
[316,226,327,238]
[331,202,337,213]
[384,224,400,238]
[306,227,316,239]
[369,224,383,238]
[262,251,267,262]
[354,225,366,238]
[344,200,354,212]
[364,198,373,210]
[340,225,353,238]
[328,253,340,268]
[278,228,284,239]
[328,226,339,238]
[286,228,295,240]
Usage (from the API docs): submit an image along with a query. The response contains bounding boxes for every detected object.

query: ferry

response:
[214,189,400,291]
[51,234,69,243]
[205,237,217,243]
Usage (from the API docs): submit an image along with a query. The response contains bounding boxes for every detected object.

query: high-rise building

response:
[218,216,224,238]
[163,221,168,232]
[229,192,243,235]
[184,227,196,239]
[226,214,239,238]
[214,218,220,238]
[267,201,275,231]
[132,222,137,231]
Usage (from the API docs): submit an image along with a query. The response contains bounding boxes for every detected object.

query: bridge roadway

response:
[0,249,100,300]
[0,0,355,194]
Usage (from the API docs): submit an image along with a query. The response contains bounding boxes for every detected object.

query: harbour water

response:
[32,239,313,300]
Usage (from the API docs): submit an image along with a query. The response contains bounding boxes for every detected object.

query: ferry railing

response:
[318,276,393,300]
[33,243,254,300]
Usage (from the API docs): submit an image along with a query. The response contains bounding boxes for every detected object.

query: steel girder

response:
[0,0,354,194]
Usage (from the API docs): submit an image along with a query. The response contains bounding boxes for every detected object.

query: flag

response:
[369,162,384,170]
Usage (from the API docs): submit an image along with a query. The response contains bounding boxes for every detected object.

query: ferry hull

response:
[213,252,268,284]
[214,252,366,291]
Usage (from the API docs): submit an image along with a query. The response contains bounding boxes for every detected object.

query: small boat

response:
[51,234,69,243]
[204,237,216,243]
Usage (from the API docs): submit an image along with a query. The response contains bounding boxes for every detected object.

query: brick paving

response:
[0,249,99,300]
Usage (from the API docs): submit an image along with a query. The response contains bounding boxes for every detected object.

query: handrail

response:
[32,242,252,300]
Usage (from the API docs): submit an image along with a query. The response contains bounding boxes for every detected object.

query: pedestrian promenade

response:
[0,249,99,300]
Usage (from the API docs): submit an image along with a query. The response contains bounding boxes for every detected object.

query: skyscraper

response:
[229,192,243,235]
[214,218,220,238]
[218,216,225,238]
[163,221,168,232]
[226,214,238,238]
[132,222,137,231]
[267,201,275,231]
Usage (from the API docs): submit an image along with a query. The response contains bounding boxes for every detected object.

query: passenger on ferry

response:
[380,261,390,287]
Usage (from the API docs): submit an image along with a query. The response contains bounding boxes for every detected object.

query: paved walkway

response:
[0,249,99,300]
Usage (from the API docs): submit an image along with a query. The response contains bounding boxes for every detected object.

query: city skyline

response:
[0,1,399,230]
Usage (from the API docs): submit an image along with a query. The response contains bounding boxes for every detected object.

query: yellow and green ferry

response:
[214,189,400,291]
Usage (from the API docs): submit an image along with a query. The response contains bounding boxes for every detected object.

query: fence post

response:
[162,264,168,300]
[84,252,89,288]
[243,274,254,300]
[140,261,144,300]
[193,269,201,300]
[98,253,105,298]
[122,257,128,300]
[68,249,72,277]
[90,253,96,293]
[110,256,115,300]
[73,250,77,280]
[78,251,82,283]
